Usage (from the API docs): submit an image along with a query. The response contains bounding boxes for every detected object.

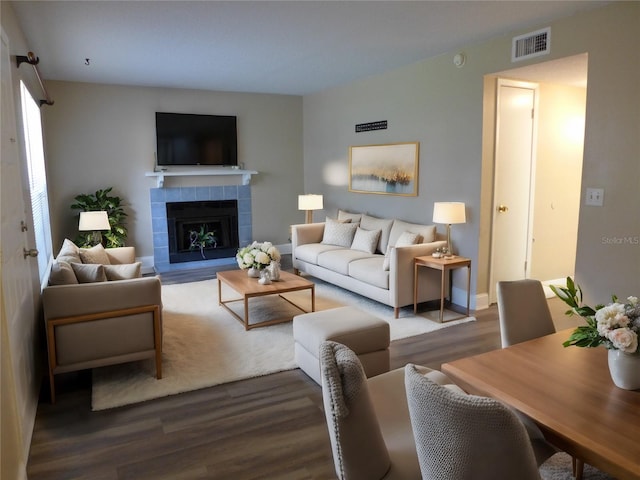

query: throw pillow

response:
[382,246,393,271]
[325,216,351,224]
[360,214,394,253]
[337,209,362,224]
[382,231,420,271]
[322,221,358,248]
[79,243,111,265]
[71,263,107,283]
[396,231,420,247]
[388,220,436,246]
[48,260,79,285]
[104,262,142,281]
[350,227,381,254]
[56,238,81,264]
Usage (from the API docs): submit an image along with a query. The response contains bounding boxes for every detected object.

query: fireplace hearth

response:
[166,200,239,264]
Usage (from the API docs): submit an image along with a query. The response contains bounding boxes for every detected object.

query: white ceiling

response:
[11,1,604,96]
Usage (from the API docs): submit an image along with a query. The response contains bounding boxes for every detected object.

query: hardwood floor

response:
[27,263,576,480]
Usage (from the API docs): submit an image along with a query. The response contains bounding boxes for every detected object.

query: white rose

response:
[243,253,254,265]
[254,251,270,265]
[628,296,638,306]
[261,242,273,252]
[596,303,628,335]
[608,328,638,353]
[268,246,281,261]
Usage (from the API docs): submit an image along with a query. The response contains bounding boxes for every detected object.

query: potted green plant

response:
[551,277,640,389]
[70,187,128,248]
[189,225,217,259]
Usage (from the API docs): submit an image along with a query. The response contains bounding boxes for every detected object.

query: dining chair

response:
[404,363,555,480]
[319,340,463,479]
[496,278,584,479]
[496,279,556,347]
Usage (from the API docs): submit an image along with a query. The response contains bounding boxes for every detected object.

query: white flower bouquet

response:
[236,241,281,270]
[551,277,640,353]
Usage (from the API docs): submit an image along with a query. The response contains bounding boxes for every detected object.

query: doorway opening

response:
[483,53,588,304]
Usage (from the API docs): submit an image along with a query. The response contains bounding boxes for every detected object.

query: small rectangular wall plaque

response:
[355,120,387,133]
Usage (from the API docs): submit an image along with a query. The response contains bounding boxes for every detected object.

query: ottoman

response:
[293,306,390,384]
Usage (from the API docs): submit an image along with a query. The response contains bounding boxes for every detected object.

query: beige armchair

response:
[42,246,163,403]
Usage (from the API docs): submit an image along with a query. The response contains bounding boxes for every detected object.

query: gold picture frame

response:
[348,142,419,196]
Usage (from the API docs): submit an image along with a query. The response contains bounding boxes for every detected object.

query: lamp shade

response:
[78,211,111,231]
[433,202,466,224]
[298,194,324,211]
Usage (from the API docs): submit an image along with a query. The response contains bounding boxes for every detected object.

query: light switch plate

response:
[586,188,604,206]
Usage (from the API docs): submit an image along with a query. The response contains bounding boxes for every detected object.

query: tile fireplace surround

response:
[150,185,252,272]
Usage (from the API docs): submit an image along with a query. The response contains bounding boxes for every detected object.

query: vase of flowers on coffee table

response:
[236,241,281,279]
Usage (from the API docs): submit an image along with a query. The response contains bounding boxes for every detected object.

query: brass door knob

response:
[23,248,39,259]
[497,205,509,213]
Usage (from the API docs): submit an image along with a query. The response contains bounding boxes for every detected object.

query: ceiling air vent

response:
[512,27,550,62]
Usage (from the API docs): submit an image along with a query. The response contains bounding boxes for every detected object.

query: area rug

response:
[540,453,613,480]
[91,277,475,410]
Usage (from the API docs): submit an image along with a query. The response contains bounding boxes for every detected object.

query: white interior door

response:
[489,79,538,303]
[1,29,41,479]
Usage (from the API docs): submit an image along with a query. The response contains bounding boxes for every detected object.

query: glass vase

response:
[268,260,281,281]
[247,267,260,278]
[258,269,272,285]
[607,349,640,390]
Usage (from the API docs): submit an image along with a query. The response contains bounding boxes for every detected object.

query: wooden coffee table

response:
[217,270,315,330]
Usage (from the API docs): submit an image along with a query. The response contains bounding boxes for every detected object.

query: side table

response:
[414,255,471,322]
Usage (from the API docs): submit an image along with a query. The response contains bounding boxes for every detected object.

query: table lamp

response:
[432,202,466,256]
[79,211,111,246]
[298,194,324,223]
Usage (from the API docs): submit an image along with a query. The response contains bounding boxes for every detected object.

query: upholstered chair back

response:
[319,341,391,480]
[404,364,542,480]
[497,279,556,347]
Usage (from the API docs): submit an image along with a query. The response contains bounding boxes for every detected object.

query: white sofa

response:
[291,211,447,318]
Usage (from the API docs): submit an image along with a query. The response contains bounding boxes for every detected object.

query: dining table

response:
[441,329,640,480]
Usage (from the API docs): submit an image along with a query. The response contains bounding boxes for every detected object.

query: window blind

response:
[20,81,53,284]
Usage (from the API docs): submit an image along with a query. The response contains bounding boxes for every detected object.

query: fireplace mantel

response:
[145,168,258,188]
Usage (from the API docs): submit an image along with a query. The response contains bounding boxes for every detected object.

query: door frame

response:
[488,78,540,304]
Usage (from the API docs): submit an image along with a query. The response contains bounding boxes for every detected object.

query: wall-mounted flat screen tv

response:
[156,112,237,166]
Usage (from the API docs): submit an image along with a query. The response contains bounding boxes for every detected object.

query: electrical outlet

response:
[586,188,604,206]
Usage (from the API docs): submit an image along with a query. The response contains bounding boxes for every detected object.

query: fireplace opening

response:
[166,200,239,264]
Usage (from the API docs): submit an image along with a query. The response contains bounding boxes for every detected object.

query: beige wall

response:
[572,4,640,303]
[304,2,640,306]
[530,83,585,281]
[42,82,303,259]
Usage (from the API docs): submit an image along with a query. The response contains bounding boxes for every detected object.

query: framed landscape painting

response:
[349,142,419,196]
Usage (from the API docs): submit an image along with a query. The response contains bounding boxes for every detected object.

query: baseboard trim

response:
[138,255,155,275]
[451,287,489,311]
[475,293,490,310]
